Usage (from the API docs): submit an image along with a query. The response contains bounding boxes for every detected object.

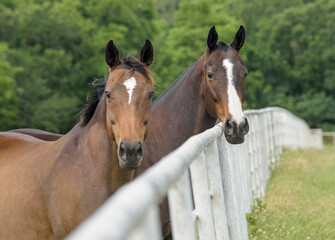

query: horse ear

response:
[231,25,245,52]
[139,39,154,66]
[105,40,120,68]
[207,26,218,52]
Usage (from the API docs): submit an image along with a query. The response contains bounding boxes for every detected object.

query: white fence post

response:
[127,205,162,240]
[190,150,216,240]
[217,136,245,240]
[168,170,197,240]
[204,139,230,239]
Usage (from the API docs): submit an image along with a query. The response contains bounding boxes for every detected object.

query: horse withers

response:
[0,40,154,239]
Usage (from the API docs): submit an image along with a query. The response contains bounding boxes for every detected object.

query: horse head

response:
[203,26,249,144]
[104,40,154,169]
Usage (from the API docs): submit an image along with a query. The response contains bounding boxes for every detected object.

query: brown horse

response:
[0,40,154,239]
[139,25,249,237]
[10,26,248,238]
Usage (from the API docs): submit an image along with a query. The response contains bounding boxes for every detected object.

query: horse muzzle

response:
[118,140,143,170]
[223,116,249,144]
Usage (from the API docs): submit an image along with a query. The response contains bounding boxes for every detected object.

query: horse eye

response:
[105,91,111,99]
[206,72,214,80]
[148,91,154,100]
[244,72,248,78]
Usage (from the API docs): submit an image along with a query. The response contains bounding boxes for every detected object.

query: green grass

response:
[247,146,335,240]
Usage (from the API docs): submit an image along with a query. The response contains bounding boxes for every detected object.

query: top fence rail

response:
[67,107,323,240]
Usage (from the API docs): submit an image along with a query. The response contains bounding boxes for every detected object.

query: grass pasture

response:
[247,146,335,240]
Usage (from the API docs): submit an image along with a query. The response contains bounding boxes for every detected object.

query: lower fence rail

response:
[66,107,323,240]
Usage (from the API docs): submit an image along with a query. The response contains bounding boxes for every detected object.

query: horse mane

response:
[80,56,152,126]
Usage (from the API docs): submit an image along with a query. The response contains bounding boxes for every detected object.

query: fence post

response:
[190,150,216,240]
[204,139,230,239]
[248,115,257,200]
[242,139,252,213]
[168,170,197,240]
[217,136,248,240]
[127,205,162,240]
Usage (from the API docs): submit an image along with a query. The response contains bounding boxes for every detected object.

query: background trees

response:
[0,0,333,132]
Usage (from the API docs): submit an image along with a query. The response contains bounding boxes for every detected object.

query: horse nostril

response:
[134,141,141,151]
[119,141,127,159]
[224,117,235,136]
[241,117,249,135]
[137,147,143,159]
[134,141,143,159]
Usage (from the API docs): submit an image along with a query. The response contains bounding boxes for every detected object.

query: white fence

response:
[66,107,323,240]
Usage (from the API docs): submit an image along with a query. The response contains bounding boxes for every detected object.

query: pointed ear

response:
[231,25,245,52]
[207,26,218,52]
[139,39,154,66]
[105,40,120,68]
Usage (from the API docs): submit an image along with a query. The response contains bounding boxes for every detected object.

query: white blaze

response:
[123,77,137,104]
[223,59,244,124]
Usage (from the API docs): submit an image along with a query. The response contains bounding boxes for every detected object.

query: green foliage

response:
[261,0,335,130]
[296,92,335,129]
[153,0,240,95]
[32,94,80,133]
[0,0,333,132]
[0,0,157,133]
[0,44,20,130]
[246,198,267,235]
[226,0,335,130]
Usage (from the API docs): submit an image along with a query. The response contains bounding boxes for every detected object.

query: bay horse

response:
[140,25,249,238]
[0,40,154,239]
[10,26,249,238]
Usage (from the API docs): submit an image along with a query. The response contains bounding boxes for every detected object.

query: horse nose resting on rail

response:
[224,116,249,144]
[203,25,249,144]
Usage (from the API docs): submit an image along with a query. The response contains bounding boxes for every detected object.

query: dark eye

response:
[206,72,214,80]
[244,72,248,78]
[143,120,148,126]
[111,120,115,125]
[105,91,111,100]
[148,91,154,100]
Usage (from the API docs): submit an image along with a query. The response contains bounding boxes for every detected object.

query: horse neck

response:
[64,100,135,194]
[141,55,217,172]
[155,54,216,136]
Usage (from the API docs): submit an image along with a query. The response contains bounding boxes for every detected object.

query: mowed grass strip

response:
[248,146,335,240]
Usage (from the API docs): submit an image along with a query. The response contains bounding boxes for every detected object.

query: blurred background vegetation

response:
[0,0,334,133]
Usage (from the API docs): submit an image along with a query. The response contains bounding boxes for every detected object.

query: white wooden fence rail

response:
[66,107,323,240]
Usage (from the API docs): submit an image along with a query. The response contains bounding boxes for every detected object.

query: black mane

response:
[80,56,150,126]
[80,76,107,126]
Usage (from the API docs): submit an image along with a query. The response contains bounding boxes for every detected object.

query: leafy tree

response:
[257,0,335,130]
[0,0,333,132]
[0,0,157,133]
[153,0,241,95]
[0,44,19,130]
[217,0,335,130]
